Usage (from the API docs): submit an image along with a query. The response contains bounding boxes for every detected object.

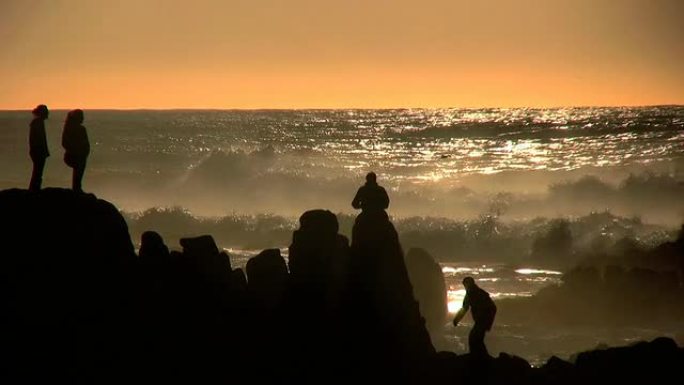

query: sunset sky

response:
[1,0,682,109]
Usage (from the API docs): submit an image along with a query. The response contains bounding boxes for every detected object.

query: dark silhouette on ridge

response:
[453,276,497,358]
[28,104,49,191]
[351,171,390,213]
[62,109,90,192]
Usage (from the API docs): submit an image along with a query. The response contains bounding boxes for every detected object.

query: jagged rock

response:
[537,355,577,385]
[285,209,351,383]
[246,248,288,313]
[180,234,220,260]
[574,337,682,385]
[139,230,170,262]
[0,188,136,383]
[3,189,682,384]
[405,247,448,336]
[289,209,343,281]
[349,210,436,382]
[490,352,532,385]
[180,234,232,283]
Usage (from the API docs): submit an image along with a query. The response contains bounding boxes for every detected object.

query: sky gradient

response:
[1,0,682,109]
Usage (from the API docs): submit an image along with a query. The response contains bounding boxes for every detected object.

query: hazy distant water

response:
[1,107,682,219]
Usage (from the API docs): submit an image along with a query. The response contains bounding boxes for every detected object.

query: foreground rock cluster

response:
[0,188,681,384]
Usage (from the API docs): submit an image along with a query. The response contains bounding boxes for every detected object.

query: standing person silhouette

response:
[351,172,390,213]
[29,104,50,191]
[452,276,497,357]
[62,109,90,192]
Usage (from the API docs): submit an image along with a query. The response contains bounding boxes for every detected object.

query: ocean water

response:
[0,107,682,220]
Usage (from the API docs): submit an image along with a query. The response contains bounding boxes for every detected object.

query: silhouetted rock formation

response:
[1,188,682,384]
[285,209,351,383]
[0,188,136,383]
[436,337,683,385]
[349,210,436,382]
[139,230,170,262]
[243,248,289,382]
[496,263,684,328]
[405,247,448,339]
[246,248,288,315]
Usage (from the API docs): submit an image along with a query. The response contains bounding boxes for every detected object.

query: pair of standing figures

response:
[29,105,90,192]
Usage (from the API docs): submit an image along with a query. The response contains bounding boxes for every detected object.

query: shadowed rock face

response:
[349,210,437,382]
[405,247,448,337]
[1,189,682,384]
[285,209,352,383]
[246,248,288,314]
[0,188,136,383]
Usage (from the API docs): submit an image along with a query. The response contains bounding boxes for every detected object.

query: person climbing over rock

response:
[452,276,497,357]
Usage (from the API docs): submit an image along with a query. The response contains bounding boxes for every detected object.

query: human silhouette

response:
[452,276,497,357]
[28,104,50,191]
[62,109,90,192]
[351,172,390,213]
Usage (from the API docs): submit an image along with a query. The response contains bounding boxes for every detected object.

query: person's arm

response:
[352,187,363,209]
[62,125,70,150]
[82,125,90,154]
[452,295,470,326]
[380,187,389,209]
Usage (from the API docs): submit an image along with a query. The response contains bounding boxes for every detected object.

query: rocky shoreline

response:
[0,188,681,384]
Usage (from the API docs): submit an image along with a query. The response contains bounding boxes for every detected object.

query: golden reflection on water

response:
[443,264,563,314]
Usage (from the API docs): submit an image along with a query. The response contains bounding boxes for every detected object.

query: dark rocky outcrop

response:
[436,337,684,385]
[349,210,437,382]
[285,209,351,383]
[0,188,136,383]
[405,247,448,339]
[1,188,682,384]
[246,248,288,315]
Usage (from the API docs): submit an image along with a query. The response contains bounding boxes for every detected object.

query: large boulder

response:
[0,188,136,383]
[246,248,288,314]
[405,247,448,337]
[574,337,683,385]
[285,209,351,383]
[349,210,436,382]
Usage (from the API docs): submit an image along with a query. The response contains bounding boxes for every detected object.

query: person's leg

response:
[73,160,85,192]
[468,323,489,357]
[29,156,46,191]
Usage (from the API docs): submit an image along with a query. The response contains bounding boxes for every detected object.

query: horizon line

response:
[1,103,682,112]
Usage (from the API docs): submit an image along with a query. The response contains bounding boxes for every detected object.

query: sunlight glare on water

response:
[443,263,563,314]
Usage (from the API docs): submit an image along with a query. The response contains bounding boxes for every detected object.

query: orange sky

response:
[1,0,682,109]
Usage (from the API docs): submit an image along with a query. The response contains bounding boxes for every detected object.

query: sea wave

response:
[123,206,677,263]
